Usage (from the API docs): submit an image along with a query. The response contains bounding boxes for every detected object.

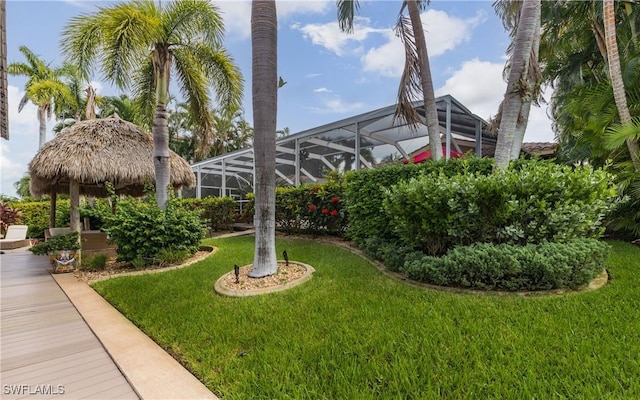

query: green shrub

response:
[83,253,109,271]
[175,196,236,231]
[102,197,205,263]
[80,199,113,231]
[344,157,493,244]
[243,178,347,236]
[9,199,70,238]
[402,239,610,291]
[29,232,81,255]
[384,161,617,255]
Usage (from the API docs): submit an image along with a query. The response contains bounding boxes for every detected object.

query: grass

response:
[92,237,640,399]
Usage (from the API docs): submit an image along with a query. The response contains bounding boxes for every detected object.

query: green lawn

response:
[92,237,640,399]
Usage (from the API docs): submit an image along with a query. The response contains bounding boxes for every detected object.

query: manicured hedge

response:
[383,161,617,255]
[175,196,236,231]
[402,239,610,291]
[8,200,70,238]
[343,157,493,244]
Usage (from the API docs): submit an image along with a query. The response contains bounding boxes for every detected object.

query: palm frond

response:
[604,117,640,149]
[393,13,422,131]
[131,58,156,130]
[337,0,360,33]
[162,0,224,48]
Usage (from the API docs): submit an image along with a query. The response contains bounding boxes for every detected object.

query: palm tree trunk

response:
[37,106,47,148]
[603,0,640,171]
[250,0,278,278]
[494,0,540,169]
[510,20,540,160]
[407,0,442,161]
[153,51,172,210]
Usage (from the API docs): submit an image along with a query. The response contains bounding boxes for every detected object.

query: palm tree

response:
[603,0,640,171]
[337,0,442,160]
[61,0,243,209]
[493,0,543,160]
[99,94,140,124]
[493,0,541,169]
[250,0,278,278]
[7,46,73,148]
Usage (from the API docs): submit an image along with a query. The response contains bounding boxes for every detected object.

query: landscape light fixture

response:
[234,264,240,284]
[283,250,289,266]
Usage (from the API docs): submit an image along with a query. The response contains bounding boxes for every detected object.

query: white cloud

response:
[218,0,331,39]
[436,59,505,118]
[293,17,385,56]
[307,97,365,114]
[436,59,555,143]
[313,87,332,93]
[0,86,50,198]
[305,73,323,78]
[362,10,486,78]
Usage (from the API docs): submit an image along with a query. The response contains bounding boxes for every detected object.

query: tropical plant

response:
[98,94,140,124]
[61,0,243,209]
[337,0,442,160]
[603,0,640,171]
[249,0,278,277]
[7,46,74,147]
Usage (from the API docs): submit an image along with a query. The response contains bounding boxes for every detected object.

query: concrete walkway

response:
[1,248,217,399]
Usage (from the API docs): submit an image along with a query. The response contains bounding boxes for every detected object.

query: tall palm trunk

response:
[250,0,278,277]
[153,49,172,210]
[510,21,540,160]
[494,0,540,169]
[603,0,640,171]
[37,106,47,148]
[407,0,442,161]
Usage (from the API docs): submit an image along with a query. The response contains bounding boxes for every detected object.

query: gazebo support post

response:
[49,190,56,230]
[69,179,82,264]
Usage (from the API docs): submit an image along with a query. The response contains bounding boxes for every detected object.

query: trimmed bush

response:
[384,161,617,255]
[344,157,493,244]
[102,197,205,264]
[176,196,236,231]
[10,200,70,238]
[402,239,610,291]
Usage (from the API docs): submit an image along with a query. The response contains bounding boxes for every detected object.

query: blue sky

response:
[1,0,555,198]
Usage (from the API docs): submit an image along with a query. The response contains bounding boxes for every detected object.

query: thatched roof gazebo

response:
[29,115,195,233]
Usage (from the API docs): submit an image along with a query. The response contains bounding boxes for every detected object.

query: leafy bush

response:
[402,239,609,291]
[243,177,347,236]
[344,157,493,244]
[8,200,71,238]
[175,196,236,231]
[29,232,81,255]
[384,161,617,255]
[80,199,113,231]
[102,197,205,263]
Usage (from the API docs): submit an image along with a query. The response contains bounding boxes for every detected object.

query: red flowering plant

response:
[0,200,24,238]
[299,182,346,235]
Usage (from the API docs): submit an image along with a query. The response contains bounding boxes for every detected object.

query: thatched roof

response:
[29,116,195,197]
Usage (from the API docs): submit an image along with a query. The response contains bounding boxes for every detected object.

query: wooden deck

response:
[0,249,139,399]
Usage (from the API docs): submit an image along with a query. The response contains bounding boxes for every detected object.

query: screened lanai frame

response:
[187,94,496,201]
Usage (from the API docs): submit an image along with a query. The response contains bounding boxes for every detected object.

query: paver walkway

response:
[1,249,139,399]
